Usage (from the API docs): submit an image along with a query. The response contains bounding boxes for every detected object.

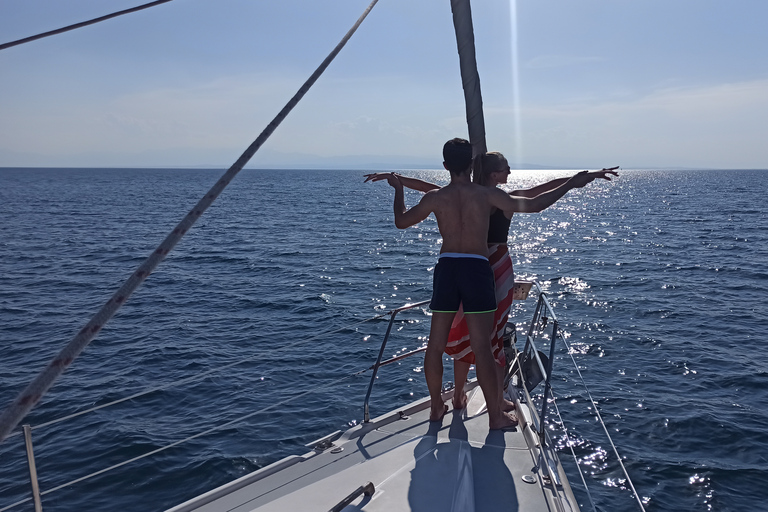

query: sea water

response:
[0,167,766,511]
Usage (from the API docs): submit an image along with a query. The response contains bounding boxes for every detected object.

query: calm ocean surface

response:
[1,167,766,511]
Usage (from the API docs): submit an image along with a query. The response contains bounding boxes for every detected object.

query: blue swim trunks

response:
[430,253,497,314]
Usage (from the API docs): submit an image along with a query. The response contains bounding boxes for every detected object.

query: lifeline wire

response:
[0,369,366,512]
[1,307,412,511]
[0,0,174,51]
[5,309,391,439]
[549,393,598,512]
[557,332,647,512]
[0,0,381,444]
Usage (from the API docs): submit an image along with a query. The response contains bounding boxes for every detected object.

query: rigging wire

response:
[3,309,393,440]
[0,368,369,512]
[1,303,420,511]
[0,0,381,444]
[521,286,644,510]
[0,0,174,52]
[550,393,598,512]
[557,331,648,512]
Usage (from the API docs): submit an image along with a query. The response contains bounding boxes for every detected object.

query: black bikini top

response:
[488,208,511,244]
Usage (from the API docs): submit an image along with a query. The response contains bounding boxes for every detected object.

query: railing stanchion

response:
[363,300,429,423]
[23,425,43,512]
[364,312,399,423]
[538,317,558,447]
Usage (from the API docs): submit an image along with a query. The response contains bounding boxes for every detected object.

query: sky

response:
[1,0,767,170]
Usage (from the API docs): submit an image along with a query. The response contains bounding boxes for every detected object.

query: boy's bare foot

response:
[501,398,516,412]
[452,391,468,410]
[489,411,519,430]
[430,403,449,422]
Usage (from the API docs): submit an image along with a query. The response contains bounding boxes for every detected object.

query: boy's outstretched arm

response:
[493,171,596,214]
[510,167,619,198]
[365,172,440,193]
[386,174,434,229]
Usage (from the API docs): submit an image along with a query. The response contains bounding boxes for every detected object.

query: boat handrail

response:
[3,291,647,512]
[4,311,393,442]
[363,300,431,423]
[523,285,559,444]
[1,305,427,512]
[328,481,375,512]
[0,368,359,512]
[552,309,648,511]
[514,283,646,512]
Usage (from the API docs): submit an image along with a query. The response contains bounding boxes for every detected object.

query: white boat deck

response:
[169,381,579,512]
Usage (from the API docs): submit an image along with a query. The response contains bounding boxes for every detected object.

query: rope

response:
[557,332,647,511]
[0,0,381,444]
[0,0,174,52]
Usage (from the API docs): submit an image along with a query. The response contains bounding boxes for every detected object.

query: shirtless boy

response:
[385,138,595,429]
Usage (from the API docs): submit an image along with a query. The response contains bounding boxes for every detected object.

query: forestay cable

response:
[0,0,381,443]
[0,0,174,51]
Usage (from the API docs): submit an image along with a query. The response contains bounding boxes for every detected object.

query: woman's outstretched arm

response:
[510,167,619,197]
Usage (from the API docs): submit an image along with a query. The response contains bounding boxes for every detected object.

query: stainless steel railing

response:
[509,282,647,512]
[0,309,408,512]
[511,282,560,446]
[363,300,430,423]
[3,287,646,512]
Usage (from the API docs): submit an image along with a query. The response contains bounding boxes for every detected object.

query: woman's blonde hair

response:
[475,151,508,186]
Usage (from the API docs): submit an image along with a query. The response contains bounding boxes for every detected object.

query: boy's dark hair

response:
[442,138,472,174]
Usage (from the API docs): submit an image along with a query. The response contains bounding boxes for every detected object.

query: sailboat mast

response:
[450,0,486,181]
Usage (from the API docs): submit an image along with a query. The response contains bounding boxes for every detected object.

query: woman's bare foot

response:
[501,398,516,412]
[489,410,519,430]
[430,403,449,422]
[452,391,468,410]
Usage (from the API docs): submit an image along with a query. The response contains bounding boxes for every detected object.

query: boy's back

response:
[423,180,494,257]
